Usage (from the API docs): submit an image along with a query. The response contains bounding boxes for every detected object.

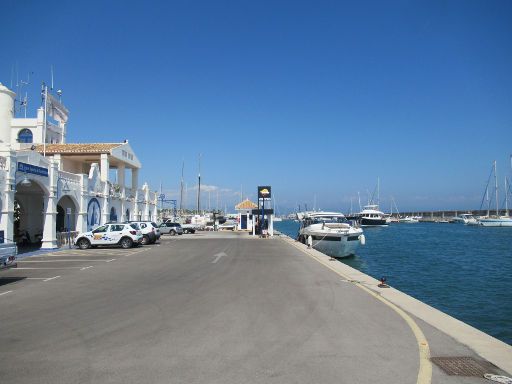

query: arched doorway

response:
[110,207,117,222]
[14,179,46,250]
[56,195,78,233]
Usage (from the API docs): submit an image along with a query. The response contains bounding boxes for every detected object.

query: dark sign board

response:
[17,162,49,177]
[251,209,274,215]
[257,186,271,199]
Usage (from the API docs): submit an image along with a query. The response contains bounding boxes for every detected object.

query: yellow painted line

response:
[286,238,432,384]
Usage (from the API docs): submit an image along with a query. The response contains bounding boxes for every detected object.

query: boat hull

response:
[311,234,361,258]
[300,230,363,258]
[478,218,512,227]
[360,217,388,226]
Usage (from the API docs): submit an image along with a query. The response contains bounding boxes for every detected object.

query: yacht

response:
[451,213,478,225]
[296,211,365,258]
[400,216,419,223]
[355,205,388,226]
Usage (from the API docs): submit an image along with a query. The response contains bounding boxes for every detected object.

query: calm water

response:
[275,220,512,345]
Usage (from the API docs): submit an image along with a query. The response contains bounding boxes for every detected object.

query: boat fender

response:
[307,235,312,248]
[359,234,366,245]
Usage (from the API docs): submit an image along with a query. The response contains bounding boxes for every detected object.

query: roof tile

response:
[35,143,123,154]
[235,199,258,210]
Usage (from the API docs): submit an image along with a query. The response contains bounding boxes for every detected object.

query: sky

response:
[1,0,511,213]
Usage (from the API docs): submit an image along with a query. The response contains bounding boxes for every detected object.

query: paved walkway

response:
[0,232,510,383]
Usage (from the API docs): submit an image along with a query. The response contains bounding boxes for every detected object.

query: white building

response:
[0,82,158,249]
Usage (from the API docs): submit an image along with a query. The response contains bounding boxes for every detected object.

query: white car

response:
[128,221,160,245]
[75,223,143,249]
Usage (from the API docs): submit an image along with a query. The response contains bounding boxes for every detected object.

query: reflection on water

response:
[275,220,512,345]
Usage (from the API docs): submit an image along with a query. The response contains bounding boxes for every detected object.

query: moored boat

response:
[356,205,388,226]
[476,160,512,227]
[296,211,365,258]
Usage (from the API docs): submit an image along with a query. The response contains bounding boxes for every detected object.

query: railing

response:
[57,231,79,248]
[125,187,135,199]
[58,170,81,184]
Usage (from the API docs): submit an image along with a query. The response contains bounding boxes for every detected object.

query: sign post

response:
[257,186,271,237]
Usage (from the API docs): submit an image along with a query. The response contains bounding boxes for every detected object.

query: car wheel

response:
[169,230,176,236]
[77,238,91,250]
[120,237,133,249]
[141,235,150,245]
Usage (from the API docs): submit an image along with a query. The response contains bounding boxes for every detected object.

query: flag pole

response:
[43,84,48,156]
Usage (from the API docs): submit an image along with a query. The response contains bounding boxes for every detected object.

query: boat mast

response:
[494,160,498,216]
[377,177,380,207]
[505,177,509,217]
[197,153,201,214]
[179,160,184,213]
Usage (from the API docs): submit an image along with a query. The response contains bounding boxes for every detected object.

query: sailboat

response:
[478,160,512,227]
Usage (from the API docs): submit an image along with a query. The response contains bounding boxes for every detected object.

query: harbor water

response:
[275,220,512,345]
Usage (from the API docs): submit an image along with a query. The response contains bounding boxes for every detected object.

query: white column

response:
[118,164,125,194]
[0,150,16,243]
[53,154,62,170]
[131,168,139,192]
[41,160,58,248]
[102,182,109,224]
[143,184,150,220]
[269,214,274,237]
[100,154,109,182]
[76,174,88,233]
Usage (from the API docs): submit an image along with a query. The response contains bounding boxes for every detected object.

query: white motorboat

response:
[451,213,479,225]
[399,216,419,223]
[296,211,365,258]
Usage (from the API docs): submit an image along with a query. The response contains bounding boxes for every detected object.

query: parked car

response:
[159,222,183,236]
[127,221,160,245]
[0,243,17,270]
[75,223,143,249]
[163,219,198,234]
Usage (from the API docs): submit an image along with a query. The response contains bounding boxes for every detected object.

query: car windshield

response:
[130,223,139,230]
[92,225,108,233]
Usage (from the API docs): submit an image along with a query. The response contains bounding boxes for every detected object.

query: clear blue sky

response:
[2,0,511,213]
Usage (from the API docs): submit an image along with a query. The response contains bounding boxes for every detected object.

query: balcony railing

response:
[58,170,81,184]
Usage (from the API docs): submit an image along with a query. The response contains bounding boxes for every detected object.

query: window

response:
[130,223,139,230]
[18,129,33,143]
[92,225,108,233]
[110,225,124,232]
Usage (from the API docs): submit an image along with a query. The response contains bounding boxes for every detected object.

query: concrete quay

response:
[0,231,511,383]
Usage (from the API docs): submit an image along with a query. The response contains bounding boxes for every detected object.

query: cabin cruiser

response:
[451,213,478,225]
[296,211,365,258]
[353,205,388,226]
[399,216,419,223]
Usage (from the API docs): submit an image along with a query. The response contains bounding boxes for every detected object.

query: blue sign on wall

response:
[17,162,49,177]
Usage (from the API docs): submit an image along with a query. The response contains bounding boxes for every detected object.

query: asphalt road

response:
[0,233,491,383]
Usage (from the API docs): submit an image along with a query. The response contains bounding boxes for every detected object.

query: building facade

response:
[0,82,157,248]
